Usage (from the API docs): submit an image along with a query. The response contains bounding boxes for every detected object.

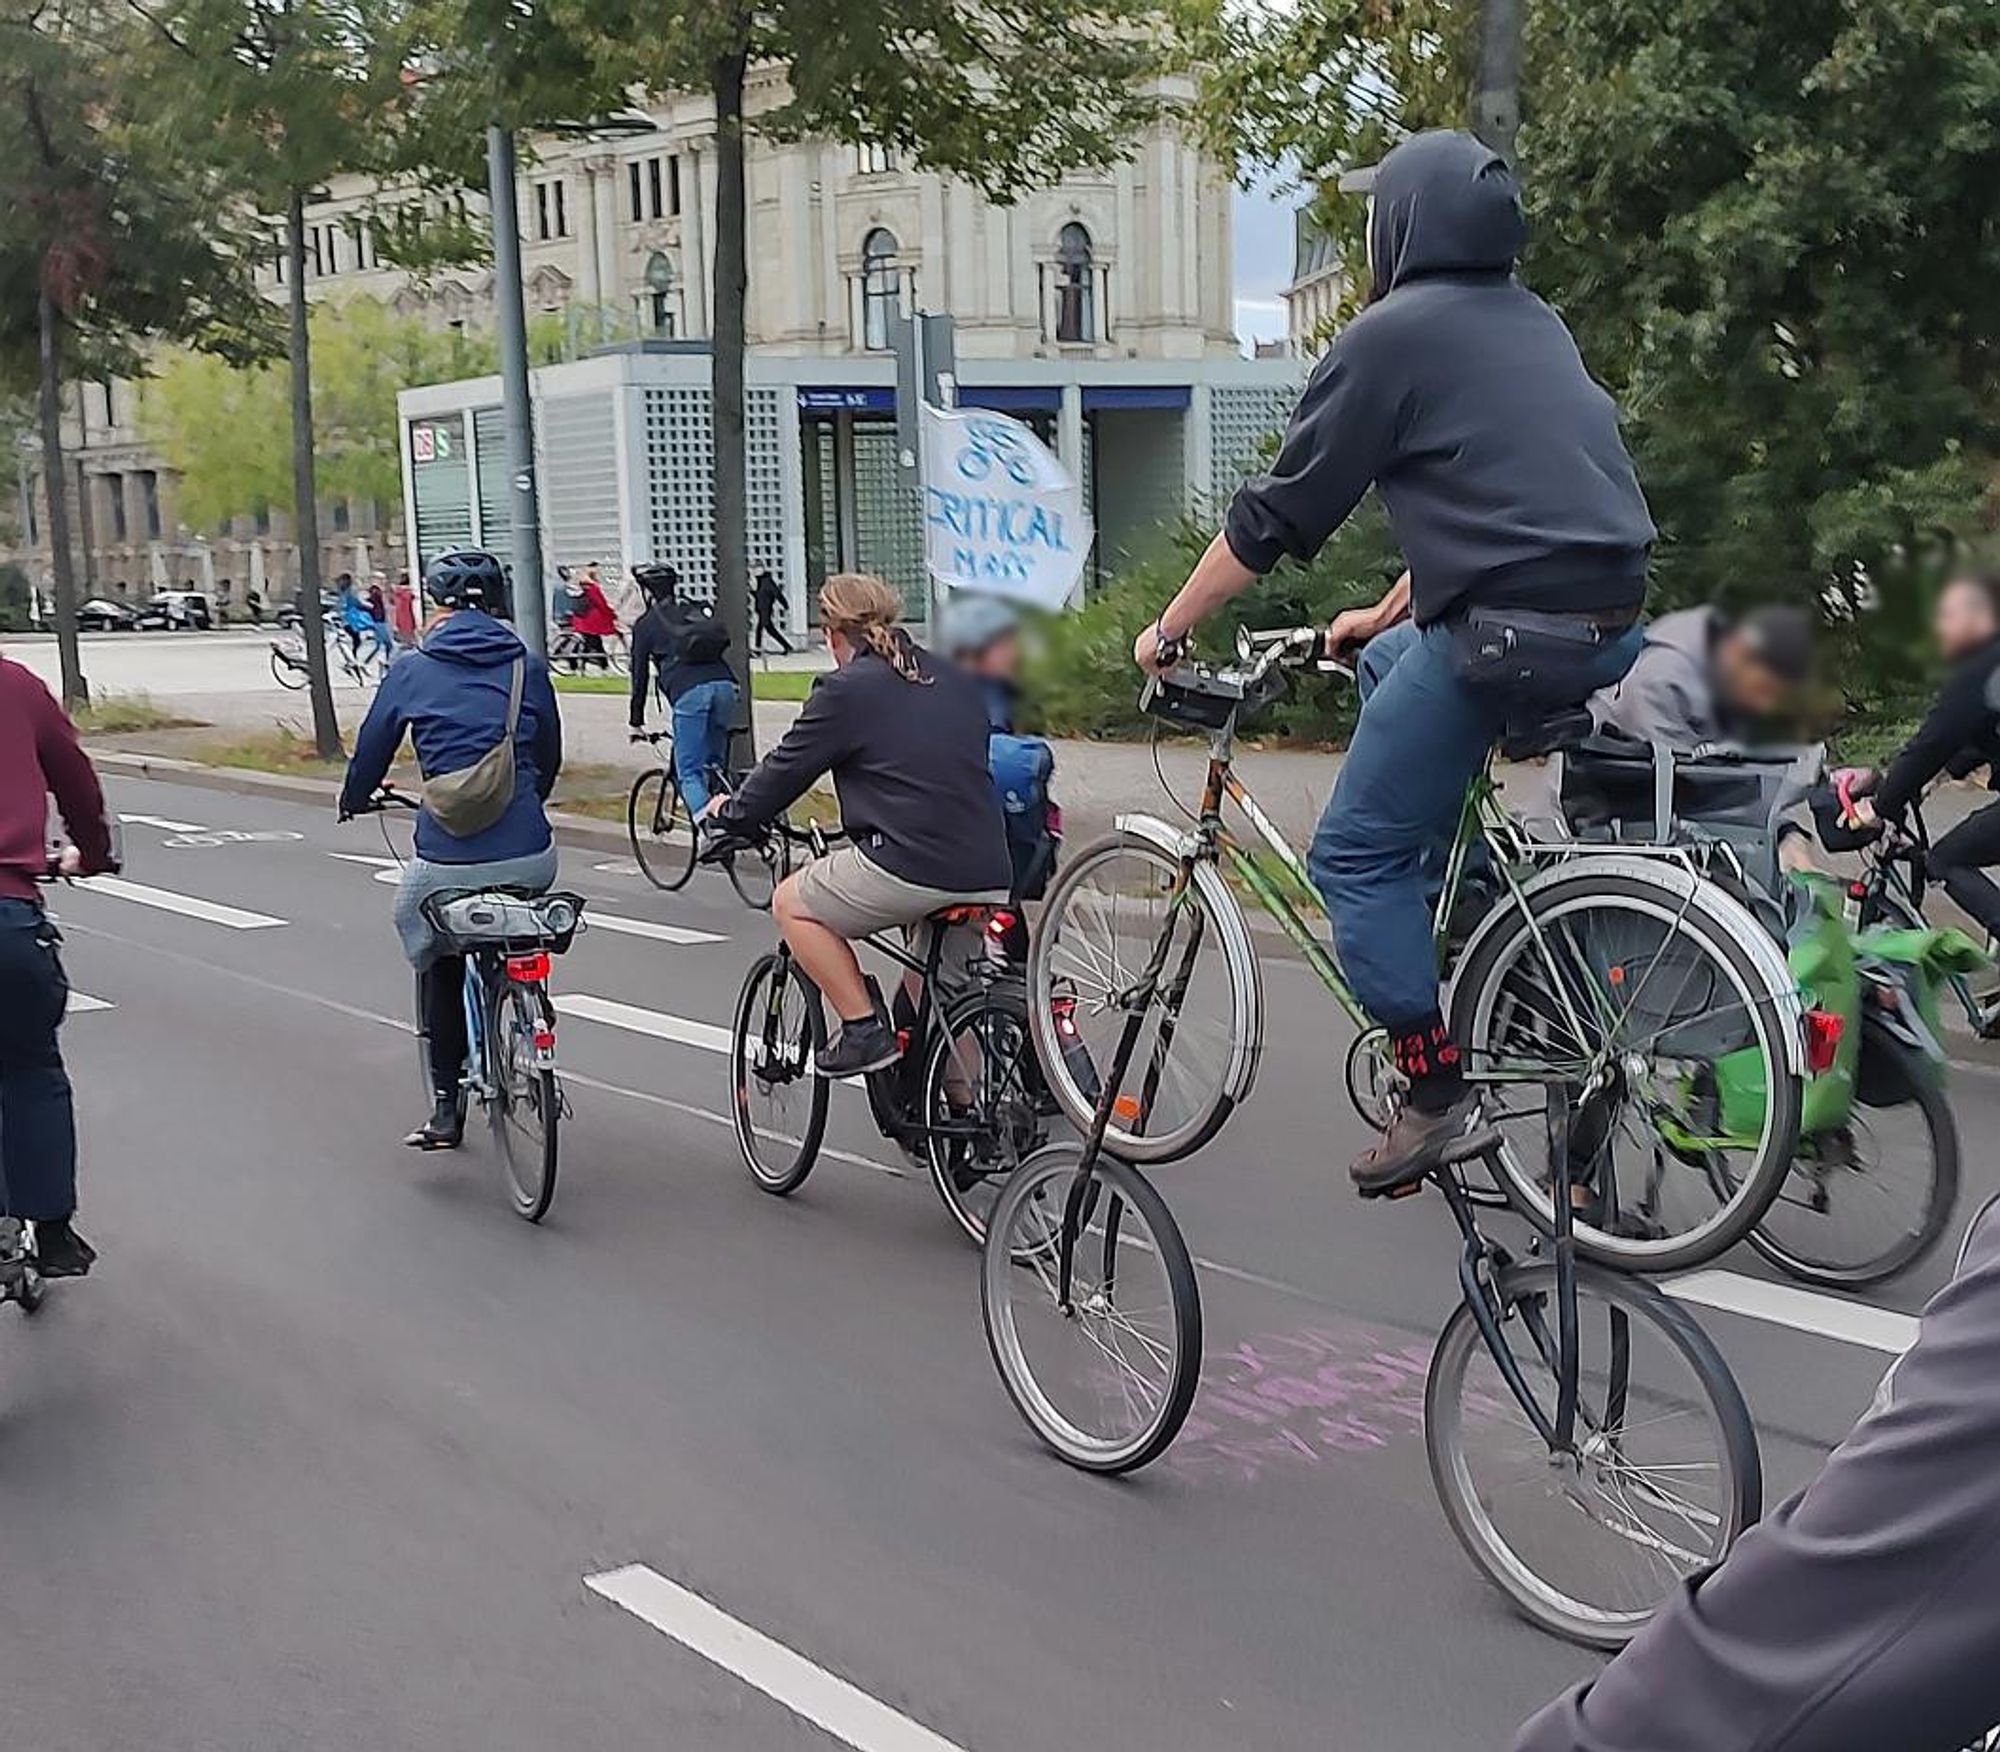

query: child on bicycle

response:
[706,573,1012,1077]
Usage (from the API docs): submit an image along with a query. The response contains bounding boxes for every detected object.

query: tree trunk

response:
[35,285,85,708]
[286,187,341,759]
[710,40,754,756]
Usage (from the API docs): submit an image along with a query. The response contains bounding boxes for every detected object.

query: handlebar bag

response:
[422,657,523,839]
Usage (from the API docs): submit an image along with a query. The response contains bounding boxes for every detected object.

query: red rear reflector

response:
[533,1030,556,1053]
[986,910,1018,936]
[1112,1094,1143,1123]
[1848,881,1868,901]
[1805,1009,1845,1074]
[507,952,552,983]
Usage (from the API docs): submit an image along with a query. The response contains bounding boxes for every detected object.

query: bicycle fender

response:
[1109,813,1265,1107]
[1450,854,1806,1078]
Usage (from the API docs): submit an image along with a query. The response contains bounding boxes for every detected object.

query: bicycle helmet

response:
[632,562,679,603]
[940,592,1020,659]
[425,548,506,610]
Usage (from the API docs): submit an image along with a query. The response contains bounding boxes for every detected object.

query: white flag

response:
[920,406,1093,611]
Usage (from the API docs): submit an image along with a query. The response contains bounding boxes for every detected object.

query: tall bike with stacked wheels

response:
[981,626,1788,1642]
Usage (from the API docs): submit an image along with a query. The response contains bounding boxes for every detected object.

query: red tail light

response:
[1847,880,1868,901]
[986,909,1018,937]
[1046,804,1064,840]
[507,952,552,983]
[1052,995,1079,1038]
[1805,1008,1845,1074]
[532,1029,556,1054]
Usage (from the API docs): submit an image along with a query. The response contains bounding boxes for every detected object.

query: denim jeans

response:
[1310,615,1642,1029]
[0,899,78,1221]
[672,677,740,817]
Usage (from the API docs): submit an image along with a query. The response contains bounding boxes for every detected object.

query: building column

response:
[832,412,859,570]
[591,155,619,314]
[576,160,603,307]
[683,147,709,338]
[1185,383,1214,516]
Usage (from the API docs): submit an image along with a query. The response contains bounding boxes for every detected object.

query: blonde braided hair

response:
[818,572,929,684]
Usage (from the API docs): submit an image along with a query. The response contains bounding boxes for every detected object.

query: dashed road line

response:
[555,994,732,1054]
[67,993,114,1014]
[85,876,287,931]
[586,913,726,947]
[120,811,207,833]
[585,1564,970,1752]
[1667,1269,1919,1355]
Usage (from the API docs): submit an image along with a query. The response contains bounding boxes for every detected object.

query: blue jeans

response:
[1310,616,1642,1029]
[672,678,740,817]
[0,900,77,1221]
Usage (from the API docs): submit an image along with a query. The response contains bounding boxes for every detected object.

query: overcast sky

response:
[1232,172,1298,350]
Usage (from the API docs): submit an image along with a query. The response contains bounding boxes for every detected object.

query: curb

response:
[91,748,636,857]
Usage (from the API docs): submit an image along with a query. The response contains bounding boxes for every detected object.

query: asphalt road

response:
[0,773,1980,1752]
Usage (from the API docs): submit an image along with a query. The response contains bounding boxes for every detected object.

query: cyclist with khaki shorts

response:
[706,574,1013,1077]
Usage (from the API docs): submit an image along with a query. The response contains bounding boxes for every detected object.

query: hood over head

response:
[1349,130,1526,300]
[423,610,527,668]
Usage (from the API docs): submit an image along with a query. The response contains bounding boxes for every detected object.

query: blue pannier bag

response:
[990,731,1058,901]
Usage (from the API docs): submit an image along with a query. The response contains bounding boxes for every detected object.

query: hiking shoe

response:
[1350,1090,1485,1196]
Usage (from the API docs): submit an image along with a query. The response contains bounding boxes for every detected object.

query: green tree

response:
[1199,0,2000,729]
[148,299,499,531]
[559,0,1181,745]
[0,0,272,704]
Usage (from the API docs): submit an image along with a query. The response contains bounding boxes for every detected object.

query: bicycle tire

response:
[1746,1075,1959,1289]
[920,983,1051,1246]
[1451,868,1802,1274]
[1425,1260,1761,1648]
[724,807,783,911]
[981,1145,1201,1474]
[627,768,697,892]
[270,648,307,690]
[730,952,828,1194]
[1026,831,1258,1164]
[487,979,559,1223]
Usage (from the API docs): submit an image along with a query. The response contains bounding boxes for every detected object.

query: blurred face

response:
[1714,635,1794,720]
[960,631,1021,683]
[1936,578,1999,660]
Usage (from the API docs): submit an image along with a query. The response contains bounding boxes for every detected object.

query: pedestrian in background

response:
[390,571,418,646]
[753,567,793,656]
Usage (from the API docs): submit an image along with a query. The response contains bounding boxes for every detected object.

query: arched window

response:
[861,228,899,351]
[1055,222,1095,344]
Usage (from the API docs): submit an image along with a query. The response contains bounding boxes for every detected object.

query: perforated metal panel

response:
[641,386,785,612]
[851,422,924,619]
[1210,384,1301,505]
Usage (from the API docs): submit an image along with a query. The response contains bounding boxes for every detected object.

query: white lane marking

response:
[121,811,207,833]
[1667,1269,1920,1355]
[555,994,732,1054]
[588,912,726,947]
[585,1565,969,1752]
[593,858,642,876]
[67,993,113,1013]
[86,876,286,931]
[329,852,403,886]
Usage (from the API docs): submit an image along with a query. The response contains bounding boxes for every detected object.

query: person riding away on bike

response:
[1132,129,1655,1195]
[941,592,1061,906]
[0,653,117,1277]
[627,563,740,834]
[1841,569,2000,940]
[339,572,390,665]
[704,573,1013,1077]
[338,548,563,1150]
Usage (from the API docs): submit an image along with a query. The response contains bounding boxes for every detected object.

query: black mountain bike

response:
[626,729,782,909]
[719,821,1055,1245]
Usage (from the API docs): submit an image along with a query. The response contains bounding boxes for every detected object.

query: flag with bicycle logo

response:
[919,405,1093,611]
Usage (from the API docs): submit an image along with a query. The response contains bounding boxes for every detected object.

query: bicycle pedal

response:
[1438,1126,1502,1168]
[1358,1178,1427,1202]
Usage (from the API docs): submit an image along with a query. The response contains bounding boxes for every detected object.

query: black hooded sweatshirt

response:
[1224,131,1655,627]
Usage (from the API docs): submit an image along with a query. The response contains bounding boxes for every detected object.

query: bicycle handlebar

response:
[350,784,420,815]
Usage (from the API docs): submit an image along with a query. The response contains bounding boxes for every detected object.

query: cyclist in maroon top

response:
[0,653,117,1275]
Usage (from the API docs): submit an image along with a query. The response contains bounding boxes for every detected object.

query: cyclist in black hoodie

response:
[1133,129,1655,1193]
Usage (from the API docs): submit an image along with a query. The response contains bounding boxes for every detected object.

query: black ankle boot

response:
[404,1090,466,1151]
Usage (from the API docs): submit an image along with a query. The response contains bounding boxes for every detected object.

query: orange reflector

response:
[506,951,552,983]
[1607,964,1626,987]
[1805,1009,1845,1075]
[1112,1094,1143,1123]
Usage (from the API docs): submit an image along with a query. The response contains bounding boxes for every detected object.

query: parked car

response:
[136,590,214,631]
[76,597,140,633]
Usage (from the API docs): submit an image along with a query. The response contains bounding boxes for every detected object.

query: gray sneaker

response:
[818,1012,902,1078]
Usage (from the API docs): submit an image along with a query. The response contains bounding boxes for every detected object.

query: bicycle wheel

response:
[627,768,697,892]
[730,952,828,1193]
[1452,869,1801,1273]
[1426,1260,1760,1648]
[723,802,783,911]
[981,1144,1201,1473]
[486,978,560,1223]
[1748,1078,1959,1288]
[270,647,307,690]
[1027,832,1258,1164]
[921,984,1052,1246]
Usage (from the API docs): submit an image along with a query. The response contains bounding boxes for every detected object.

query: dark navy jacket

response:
[1225,131,1654,626]
[340,612,562,864]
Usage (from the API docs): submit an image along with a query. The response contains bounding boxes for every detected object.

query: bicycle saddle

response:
[1497,705,1596,761]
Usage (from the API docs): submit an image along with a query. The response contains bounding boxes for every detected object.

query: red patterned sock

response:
[1389,1012,1464,1115]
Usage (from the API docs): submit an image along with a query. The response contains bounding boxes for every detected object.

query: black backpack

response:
[677,601,731,664]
